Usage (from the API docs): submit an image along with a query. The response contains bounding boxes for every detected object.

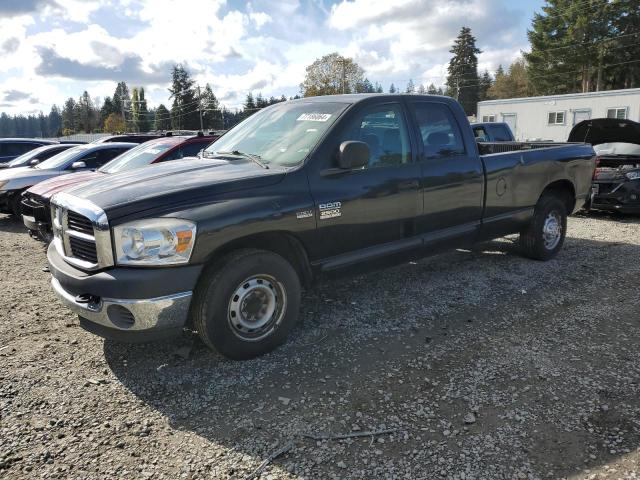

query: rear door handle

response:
[398,180,419,190]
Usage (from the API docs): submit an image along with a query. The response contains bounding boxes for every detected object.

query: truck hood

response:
[0,166,61,191]
[27,171,102,200]
[65,158,287,220]
[568,118,640,146]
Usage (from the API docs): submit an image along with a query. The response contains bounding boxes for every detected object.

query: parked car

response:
[22,134,220,240]
[0,138,58,166]
[94,134,164,144]
[0,143,81,169]
[46,94,595,359]
[0,142,135,216]
[471,122,515,142]
[569,118,640,214]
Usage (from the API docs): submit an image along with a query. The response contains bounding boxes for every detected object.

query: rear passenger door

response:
[308,101,422,261]
[407,100,484,240]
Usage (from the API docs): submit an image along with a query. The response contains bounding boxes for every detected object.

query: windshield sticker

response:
[297,113,332,122]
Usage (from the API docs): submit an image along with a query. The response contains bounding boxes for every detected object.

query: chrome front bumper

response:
[51,277,192,334]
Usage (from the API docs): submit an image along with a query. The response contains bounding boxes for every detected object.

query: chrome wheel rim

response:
[228,275,286,341]
[542,211,562,250]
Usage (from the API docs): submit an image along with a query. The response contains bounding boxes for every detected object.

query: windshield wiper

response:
[213,150,269,169]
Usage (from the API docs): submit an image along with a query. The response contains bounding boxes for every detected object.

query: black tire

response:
[10,193,22,217]
[192,249,301,360]
[519,193,567,261]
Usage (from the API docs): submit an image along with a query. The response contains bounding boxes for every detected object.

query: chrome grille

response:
[50,192,114,271]
[67,211,94,235]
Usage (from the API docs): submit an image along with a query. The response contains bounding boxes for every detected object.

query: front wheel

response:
[519,194,567,261]
[192,249,301,360]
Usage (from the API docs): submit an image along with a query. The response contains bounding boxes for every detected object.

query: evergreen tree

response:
[406,79,415,93]
[154,104,171,130]
[524,0,621,94]
[417,83,426,94]
[137,88,150,132]
[427,83,438,94]
[47,105,62,136]
[77,91,94,132]
[168,64,199,130]
[446,26,481,115]
[112,81,130,128]
[243,92,256,118]
[389,83,397,93]
[255,93,268,108]
[61,98,77,134]
[479,69,494,101]
[200,84,220,129]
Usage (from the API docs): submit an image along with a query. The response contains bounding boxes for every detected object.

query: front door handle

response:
[398,180,419,190]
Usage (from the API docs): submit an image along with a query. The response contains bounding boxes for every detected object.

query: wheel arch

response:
[540,179,576,214]
[202,231,313,288]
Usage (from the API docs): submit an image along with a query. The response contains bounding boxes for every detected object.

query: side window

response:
[180,142,206,158]
[339,103,411,168]
[95,148,127,167]
[411,102,466,159]
[4,143,31,156]
[160,148,183,162]
[37,147,65,161]
[76,152,99,169]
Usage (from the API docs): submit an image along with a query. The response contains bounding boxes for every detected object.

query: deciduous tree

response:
[300,52,365,96]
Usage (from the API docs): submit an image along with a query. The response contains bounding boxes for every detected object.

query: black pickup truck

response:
[46,94,595,359]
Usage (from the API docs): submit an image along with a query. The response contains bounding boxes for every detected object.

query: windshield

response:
[99,141,176,173]
[7,146,49,167]
[36,145,86,169]
[203,101,348,167]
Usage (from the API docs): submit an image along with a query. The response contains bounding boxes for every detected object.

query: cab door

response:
[307,100,422,263]
[406,99,484,240]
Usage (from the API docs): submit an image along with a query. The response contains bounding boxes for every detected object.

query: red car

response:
[22,134,219,240]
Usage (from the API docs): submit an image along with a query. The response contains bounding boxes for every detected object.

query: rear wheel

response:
[519,193,567,261]
[192,249,301,360]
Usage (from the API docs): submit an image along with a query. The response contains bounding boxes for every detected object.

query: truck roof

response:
[287,93,453,104]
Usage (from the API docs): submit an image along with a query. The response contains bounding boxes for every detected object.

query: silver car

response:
[0,142,136,216]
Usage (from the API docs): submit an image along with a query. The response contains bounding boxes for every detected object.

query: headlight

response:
[113,218,196,266]
[625,170,640,181]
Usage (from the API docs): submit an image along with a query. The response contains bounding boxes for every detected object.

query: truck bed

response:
[477,142,596,235]
[477,141,585,155]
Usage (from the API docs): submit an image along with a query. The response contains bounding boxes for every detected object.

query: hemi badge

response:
[296,210,313,219]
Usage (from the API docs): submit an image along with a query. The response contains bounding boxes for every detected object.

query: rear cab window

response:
[486,124,512,141]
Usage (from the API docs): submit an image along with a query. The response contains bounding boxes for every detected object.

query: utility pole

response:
[121,100,126,133]
[197,85,204,132]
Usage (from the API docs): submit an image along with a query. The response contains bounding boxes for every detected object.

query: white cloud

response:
[0,0,536,114]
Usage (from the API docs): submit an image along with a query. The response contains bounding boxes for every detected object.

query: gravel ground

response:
[1,211,640,480]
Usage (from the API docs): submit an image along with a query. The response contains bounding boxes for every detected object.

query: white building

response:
[477,88,640,142]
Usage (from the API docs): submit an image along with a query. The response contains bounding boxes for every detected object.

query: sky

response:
[0,0,545,115]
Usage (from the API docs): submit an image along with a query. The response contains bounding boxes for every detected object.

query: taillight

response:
[593,156,601,180]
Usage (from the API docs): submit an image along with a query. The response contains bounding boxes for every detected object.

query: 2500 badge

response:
[319,202,342,220]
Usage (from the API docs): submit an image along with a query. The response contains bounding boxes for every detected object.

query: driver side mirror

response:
[71,161,86,170]
[29,159,40,166]
[338,141,369,169]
